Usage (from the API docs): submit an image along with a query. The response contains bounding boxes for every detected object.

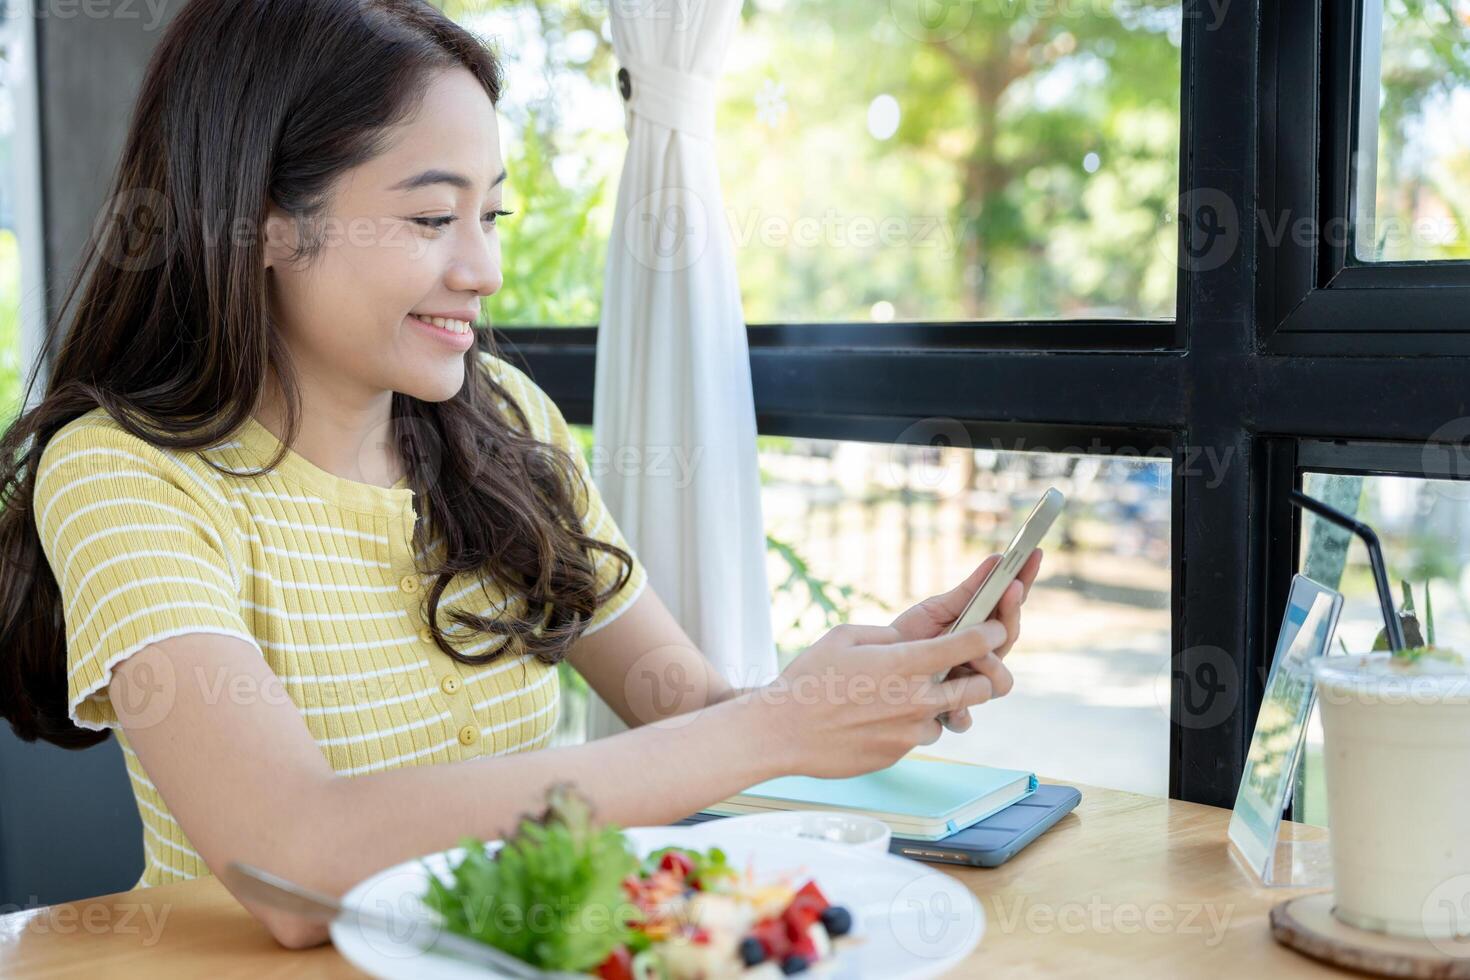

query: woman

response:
[0,0,1038,949]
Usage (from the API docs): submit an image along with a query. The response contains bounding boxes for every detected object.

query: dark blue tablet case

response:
[674,783,1080,868]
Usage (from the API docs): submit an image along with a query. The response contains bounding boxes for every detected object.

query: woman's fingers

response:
[934,652,1012,717]
[935,670,996,718]
[1017,548,1043,600]
[936,655,1011,732]
[907,549,1040,641]
[916,717,945,746]
[977,651,1014,698]
[992,580,1024,658]
[949,554,1002,606]
[899,620,1007,679]
[910,554,1003,634]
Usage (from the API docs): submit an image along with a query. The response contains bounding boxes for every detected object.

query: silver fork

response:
[223,860,591,979]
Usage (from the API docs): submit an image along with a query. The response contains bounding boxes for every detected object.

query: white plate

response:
[331,824,984,979]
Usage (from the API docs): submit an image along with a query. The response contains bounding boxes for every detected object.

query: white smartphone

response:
[947,486,1064,637]
[934,487,1065,718]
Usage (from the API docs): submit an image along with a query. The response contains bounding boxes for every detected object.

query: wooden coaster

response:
[1271,892,1470,977]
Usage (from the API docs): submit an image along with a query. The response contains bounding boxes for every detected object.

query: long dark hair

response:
[0,0,633,748]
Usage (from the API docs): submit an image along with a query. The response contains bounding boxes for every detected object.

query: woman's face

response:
[263,66,506,407]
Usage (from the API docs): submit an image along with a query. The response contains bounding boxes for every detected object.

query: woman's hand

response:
[760,618,1013,779]
[887,549,1043,734]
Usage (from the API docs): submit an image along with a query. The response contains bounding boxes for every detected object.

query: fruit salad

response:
[419,784,856,979]
[597,845,856,979]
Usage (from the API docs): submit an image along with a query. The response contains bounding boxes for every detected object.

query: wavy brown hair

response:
[0,0,633,749]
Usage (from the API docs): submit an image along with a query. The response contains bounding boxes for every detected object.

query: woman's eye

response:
[410,210,514,232]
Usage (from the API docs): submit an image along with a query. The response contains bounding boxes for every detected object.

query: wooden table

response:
[0,780,1344,978]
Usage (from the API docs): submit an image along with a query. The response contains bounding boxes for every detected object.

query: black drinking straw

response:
[1289,489,1406,652]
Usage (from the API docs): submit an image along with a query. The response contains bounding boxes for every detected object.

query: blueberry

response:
[780,954,810,974]
[819,905,852,937]
[738,936,766,966]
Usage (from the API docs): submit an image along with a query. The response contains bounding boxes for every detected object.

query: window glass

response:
[0,10,32,417]
[559,425,1173,796]
[1294,471,1470,824]
[760,436,1171,795]
[1354,0,1470,263]
[443,1,1184,324]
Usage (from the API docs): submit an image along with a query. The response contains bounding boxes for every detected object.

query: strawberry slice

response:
[750,916,791,959]
[794,880,830,910]
[782,881,830,938]
[787,927,820,962]
[659,851,695,880]
[784,897,824,940]
[596,945,634,980]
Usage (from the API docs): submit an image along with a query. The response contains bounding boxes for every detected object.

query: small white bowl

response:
[715,810,892,852]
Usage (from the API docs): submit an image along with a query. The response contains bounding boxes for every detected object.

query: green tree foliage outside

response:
[441,0,1185,323]
[0,230,22,424]
[1362,0,1470,261]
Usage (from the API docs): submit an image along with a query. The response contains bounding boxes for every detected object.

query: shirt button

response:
[418,626,434,644]
[457,724,478,746]
[440,674,461,695]
[399,575,419,593]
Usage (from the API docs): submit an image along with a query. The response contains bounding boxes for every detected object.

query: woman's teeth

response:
[415,315,473,334]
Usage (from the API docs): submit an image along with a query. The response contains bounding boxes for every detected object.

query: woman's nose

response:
[445,227,502,298]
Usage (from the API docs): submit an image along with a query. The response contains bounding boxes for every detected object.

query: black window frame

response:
[1260,0,1470,355]
[494,0,1470,808]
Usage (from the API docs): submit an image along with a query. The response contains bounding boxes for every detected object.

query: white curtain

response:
[585,0,779,740]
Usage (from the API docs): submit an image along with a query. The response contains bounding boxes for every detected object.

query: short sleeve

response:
[33,418,257,731]
[481,353,649,635]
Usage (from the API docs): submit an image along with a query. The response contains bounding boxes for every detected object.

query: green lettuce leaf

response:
[419,783,639,972]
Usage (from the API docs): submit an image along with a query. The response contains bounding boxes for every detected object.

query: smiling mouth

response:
[408,314,474,335]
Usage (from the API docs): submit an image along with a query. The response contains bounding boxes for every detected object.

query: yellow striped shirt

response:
[32,350,647,888]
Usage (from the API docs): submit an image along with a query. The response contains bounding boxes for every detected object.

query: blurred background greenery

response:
[443,0,1185,323]
[1362,0,1470,261]
[0,229,20,422]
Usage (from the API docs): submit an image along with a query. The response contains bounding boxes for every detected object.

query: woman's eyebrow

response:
[389,166,508,192]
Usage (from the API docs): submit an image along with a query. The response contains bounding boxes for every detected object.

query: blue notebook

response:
[702,757,1038,842]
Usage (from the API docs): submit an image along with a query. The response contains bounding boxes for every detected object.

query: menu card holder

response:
[1227,575,1340,889]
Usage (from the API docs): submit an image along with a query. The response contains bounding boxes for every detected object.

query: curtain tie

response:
[617,58,716,142]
